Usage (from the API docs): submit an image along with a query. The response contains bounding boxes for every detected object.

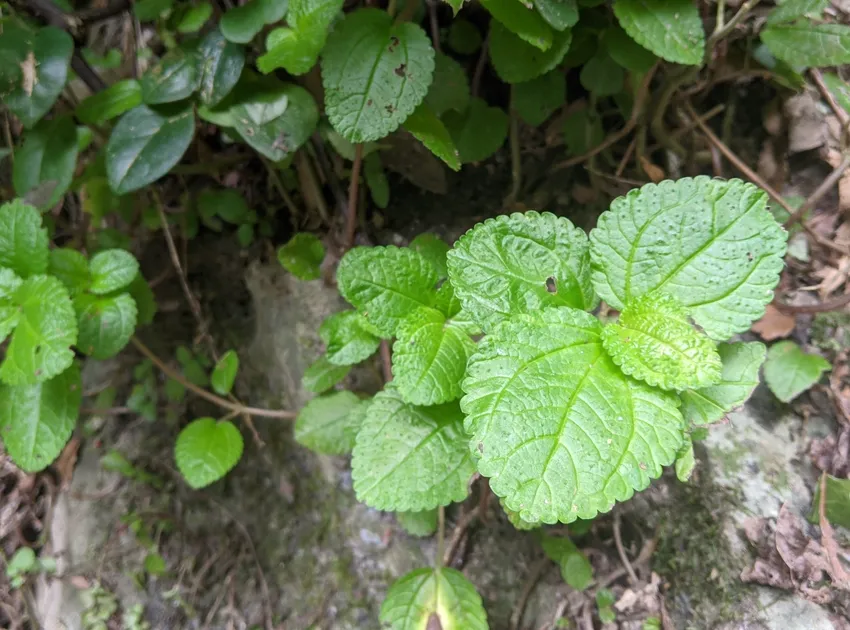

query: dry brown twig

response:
[509,556,550,630]
[344,144,364,251]
[613,511,639,585]
[443,505,481,566]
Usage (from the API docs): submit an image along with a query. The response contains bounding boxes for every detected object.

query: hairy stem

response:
[344,144,364,251]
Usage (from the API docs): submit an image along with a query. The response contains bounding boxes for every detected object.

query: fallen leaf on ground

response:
[639,156,664,183]
[751,304,796,340]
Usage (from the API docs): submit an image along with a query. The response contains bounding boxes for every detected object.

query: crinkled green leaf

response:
[679,341,766,426]
[197,29,246,106]
[337,246,438,337]
[0,200,47,279]
[320,310,380,366]
[13,115,78,210]
[490,20,572,84]
[674,437,696,482]
[448,211,596,332]
[74,293,137,359]
[580,52,624,97]
[534,0,579,31]
[352,388,475,511]
[613,0,704,66]
[220,0,288,44]
[402,104,461,171]
[443,97,509,164]
[211,350,239,395]
[76,79,143,126]
[175,418,243,489]
[140,46,200,104]
[396,509,438,537]
[604,24,657,74]
[481,0,553,51]
[589,177,787,340]
[295,391,368,454]
[462,307,684,524]
[763,341,830,403]
[409,233,450,279]
[540,534,593,590]
[303,354,350,393]
[321,9,435,142]
[177,1,213,32]
[88,249,139,295]
[257,0,342,75]
[392,307,475,405]
[380,567,488,630]
[0,269,22,344]
[0,362,81,473]
[602,292,722,391]
[767,0,828,25]
[512,71,566,126]
[277,232,325,280]
[424,52,470,116]
[762,22,850,68]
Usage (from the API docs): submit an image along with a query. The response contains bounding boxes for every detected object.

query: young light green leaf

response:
[74,293,137,359]
[392,307,476,405]
[175,418,243,489]
[540,534,593,590]
[0,200,48,278]
[380,567,488,630]
[396,509,438,537]
[277,232,325,280]
[462,307,684,524]
[177,1,213,32]
[679,342,766,426]
[613,0,704,66]
[489,20,572,83]
[319,310,380,366]
[0,276,77,386]
[448,211,596,332]
[220,0,288,44]
[480,0,553,51]
[257,0,343,75]
[140,46,200,104]
[534,0,579,31]
[127,274,157,326]
[197,29,246,106]
[443,97,509,163]
[512,71,566,126]
[211,350,239,395]
[303,355,350,393]
[590,177,787,340]
[424,52,470,116]
[761,23,850,68]
[448,20,483,54]
[674,437,696,482]
[0,362,81,473]
[352,388,475,511]
[364,153,390,209]
[89,249,140,295]
[767,0,828,25]
[295,391,368,454]
[106,104,195,194]
[602,292,722,391]
[76,79,143,126]
[604,24,657,74]
[0,269,23,343]
[409,233,450,279]
[434,282,464,321]
[763,341,831,403]
[811,474,850,530]
[337,246,438,337]
[402,104,461,171]
[321,9,435,142]
[580,53,624,97]
[12,115,78,210]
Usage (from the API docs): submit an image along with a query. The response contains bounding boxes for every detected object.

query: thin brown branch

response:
[436,506,446,570]
[810,68,850,132]
[784,151,850,228]
[471,35,489,98]
[613,511,639,585]
[344,144,364,251]
[510,556,550,630]
[443,506,480,566]
[260,154,303,224]
[380,340,393,383]
[774,292,850,314]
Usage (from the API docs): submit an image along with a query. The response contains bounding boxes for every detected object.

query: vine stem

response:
[436,506,446,571]
[344,144,364,251]
[130,336,297,420]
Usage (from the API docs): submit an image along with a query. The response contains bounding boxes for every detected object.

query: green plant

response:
[4,546,56,588]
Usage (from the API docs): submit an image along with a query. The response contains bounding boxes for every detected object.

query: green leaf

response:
[0,276,77,386]
[4,27,74,128]
[295,391,368,454]
[604,24,658,74]
[767,0,828,25]
[13,116,78,210]
[127,274,157,326]
[106,104,195,194]
[392,307,475,405]
[540,534,593,590]
[211,350,239,395]
[0,362,81,473]
[0,269,23,346]
[512,71,566,126]
[424,52,470,116]
[380,567,488,630]
[763,341,830,403]
[761,22,850,68]
[0,199,48,278]
[220,0,288,44]
[76,79,143,126]
[448,20,483,54]
[821,73,850,118]
[303,355,350,393]
[89,249,140,295]
[679,342,766,426]
[613,0,704,66]
[589,177,787,340]
[337,246,438,338]
[321,9,435,142]
[601,292,722,391]
[198,188,249,224]
[402,104,461,171]
[74,293,137,359]
[674,437,696,482]
[135,0,173,20]
[352,388,475,511]
[177,1,213,32]
[447,211,596,332]
[462,307,684,524]
[409,233,450,279]
[443,97,509,163]
[143,552,167,576]
[364,153,390,209]
[140,46,200,105]
[503,500,539,530]
[444,0,464,15]
[175,418,243,489]
[396,509,438,537]
[811,474,850,530]
[319,310,380,366]
[480,0,553,51]
[563,106,603,155]
[277,232,325,280]
[489,19,572,84]
[534,0,579,31]
[580,52,624,97]
[197,29,246,106]
[257,0,343,75]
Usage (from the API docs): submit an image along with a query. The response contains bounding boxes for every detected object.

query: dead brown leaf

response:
[639,156,665,183]
[751,304,796,340]
[785,93,826,154]
[55,437,80,490]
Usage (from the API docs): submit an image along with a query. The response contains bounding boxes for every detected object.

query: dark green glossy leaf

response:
[197,29,246,106]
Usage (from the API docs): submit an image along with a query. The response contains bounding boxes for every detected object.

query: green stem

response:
[436,506,445,570]
[387,0,398,18]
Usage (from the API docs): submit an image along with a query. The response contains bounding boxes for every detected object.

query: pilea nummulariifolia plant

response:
[294,176,788,626]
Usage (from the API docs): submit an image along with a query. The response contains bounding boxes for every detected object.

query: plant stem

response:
[784,151,850,229]
[130,336,297,420]
[436,505,445,570]
[259,154,304,225]
[387,0,398,18]
[708,0,761,48]
[508,102,521,203]
[344,144,364,251]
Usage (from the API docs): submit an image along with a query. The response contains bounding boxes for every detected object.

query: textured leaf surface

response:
[589,177,787,340]
[541,534,593,590]
[380,567,488,630]
[396,509,437,537]
[13,116,78,210]
[613,0,704,66]
[295,391,368,454]
[257,0,342,75]
[140,46,200,104]
[761,22,850,67]
[337,246,438,337]
[462,307,684,524]
[490,20,572,84]
[0,200,48,279]
[322,9,435,142]
[76,79,143,125]
[402,104,461,171]
[352,388,475,511]
[74,293,137,359]
[512,71,566,126]
[763,341,830,403]
[392,307,476,405]
[601,292,722,390]
[319,310,380,366]
[534,0,579,31]
[448,212,596,332]
[443,97,509,163]
[0,363,81,473]
[302,355,350,393]
[197,29,245,106]
[0,269,23,343]
[604,24,657,74]
[679,342,765,425]
[277,232,325,280]
[767,0,828,24]
[675,438,695,482]
[480,0,553,51]
[424,53,470,116]
[211,350,239,395]
[410,233,450,279]
[175,418,243,489]
[89,249,139,295]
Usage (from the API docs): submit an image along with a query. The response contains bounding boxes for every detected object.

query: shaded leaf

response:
[13,115,78,210]
[490,20,572,83]
[443,97,509,163]
[396,509,438,537]
[512,71,566,126]
[211,350,239,395]
[480,0,553,51]
[295,391,369,454]
[303,355,350,393]
[277,232,325,280]
[402,104,461,171]
[220,0,288,44]
[140,45,200,104]
[76,79,143,126]
[424,52,470,116]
